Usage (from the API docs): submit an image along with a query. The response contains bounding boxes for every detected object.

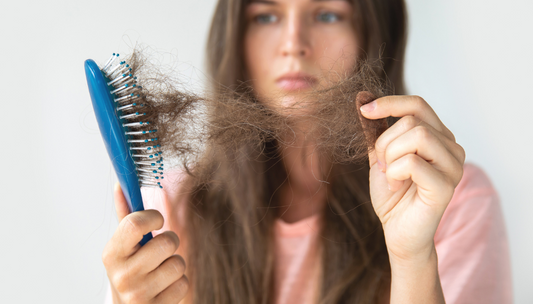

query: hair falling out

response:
[126,49,393,187]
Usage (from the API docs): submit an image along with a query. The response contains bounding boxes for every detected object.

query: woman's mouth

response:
[276,72,317,91]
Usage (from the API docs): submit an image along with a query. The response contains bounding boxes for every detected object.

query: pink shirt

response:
[105,162,513,303]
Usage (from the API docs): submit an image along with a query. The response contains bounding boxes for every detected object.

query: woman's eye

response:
[255,14,278,24]
[316,12,340,23]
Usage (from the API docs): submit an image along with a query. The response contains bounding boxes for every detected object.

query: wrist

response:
[388,246,445,304]
[388,243,437,270]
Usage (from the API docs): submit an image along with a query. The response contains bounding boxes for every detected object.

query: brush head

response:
[85,53,164,219]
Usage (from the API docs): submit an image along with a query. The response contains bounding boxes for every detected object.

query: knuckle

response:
[414,125,431,141]
[122,291,144,304]
[401,115,419,130]
[122,214,144,236]
[405,154,419,168]
[157,232,180,254]
[456,143,466,163]
[113,271,129,294]
[411,95,426,106]
[452,163,465,187]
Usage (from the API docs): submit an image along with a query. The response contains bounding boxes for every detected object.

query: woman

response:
[103,0,513,303]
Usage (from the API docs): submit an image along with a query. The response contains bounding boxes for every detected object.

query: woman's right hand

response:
[102,183,189,304]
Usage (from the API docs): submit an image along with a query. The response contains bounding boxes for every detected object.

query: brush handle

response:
[85,59,152,246]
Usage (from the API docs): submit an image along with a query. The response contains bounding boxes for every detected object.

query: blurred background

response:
[1,0,531,303]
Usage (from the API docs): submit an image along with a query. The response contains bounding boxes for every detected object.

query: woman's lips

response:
[276,73,317,91]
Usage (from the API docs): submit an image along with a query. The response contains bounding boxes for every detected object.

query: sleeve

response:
[434,163,513,304]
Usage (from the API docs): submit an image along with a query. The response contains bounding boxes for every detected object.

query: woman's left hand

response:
[359,95,466,264]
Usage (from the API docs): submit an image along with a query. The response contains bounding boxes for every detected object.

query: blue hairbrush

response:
[84,53,164,246]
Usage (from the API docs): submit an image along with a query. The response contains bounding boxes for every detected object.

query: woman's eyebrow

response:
[249,0,277,5]
[248,0,348,4]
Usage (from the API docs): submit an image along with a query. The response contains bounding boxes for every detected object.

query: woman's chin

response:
[270,95,314,117]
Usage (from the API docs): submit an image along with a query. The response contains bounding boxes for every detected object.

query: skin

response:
[103,0,465,303]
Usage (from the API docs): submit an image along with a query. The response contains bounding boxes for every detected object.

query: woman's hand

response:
[102,183,189,304]
[359,95,466,264]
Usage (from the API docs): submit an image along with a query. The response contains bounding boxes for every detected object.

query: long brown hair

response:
[184,0,408,303]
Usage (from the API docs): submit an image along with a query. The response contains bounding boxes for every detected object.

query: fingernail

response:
[388,183,394,192]
[360,101,376,112]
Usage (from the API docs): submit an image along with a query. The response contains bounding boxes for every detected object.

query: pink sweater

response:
[105,162,513,303]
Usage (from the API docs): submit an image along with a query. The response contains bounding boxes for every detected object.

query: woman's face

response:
[244,0,358,109]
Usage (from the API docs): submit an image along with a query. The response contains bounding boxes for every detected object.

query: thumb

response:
[113,182,131,222]
[355,91,388,169]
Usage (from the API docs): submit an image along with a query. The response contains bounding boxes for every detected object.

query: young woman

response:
[102,0,513,303]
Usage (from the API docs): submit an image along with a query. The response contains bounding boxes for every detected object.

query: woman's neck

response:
[276,134,330,223]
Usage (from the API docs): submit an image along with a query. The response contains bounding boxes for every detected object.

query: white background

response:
[1,0,531,303]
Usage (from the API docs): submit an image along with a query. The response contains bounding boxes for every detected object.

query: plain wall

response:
[0,0,531,303]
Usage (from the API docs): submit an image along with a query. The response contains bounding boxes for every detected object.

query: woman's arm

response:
[389,246,444,304]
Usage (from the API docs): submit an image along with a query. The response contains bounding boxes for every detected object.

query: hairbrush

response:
[84,53,164,246]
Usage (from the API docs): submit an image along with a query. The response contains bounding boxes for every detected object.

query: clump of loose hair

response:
[128,49,391,185]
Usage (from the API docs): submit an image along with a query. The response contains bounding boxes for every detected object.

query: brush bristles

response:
[101,53,164,189]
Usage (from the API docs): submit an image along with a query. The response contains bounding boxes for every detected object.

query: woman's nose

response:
[280,12,311,58]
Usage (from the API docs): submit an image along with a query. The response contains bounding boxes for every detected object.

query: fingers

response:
[147,254,187,298]
[113,209,165,258]
[114,183,130,223]
[130,231,181,274]
[375,116,466,173]
[153,275,190,304]
[384,128,464,191]
[360,95,456,142]
[386,154,456,207]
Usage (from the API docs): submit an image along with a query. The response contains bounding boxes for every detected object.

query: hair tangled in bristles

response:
[127,49,392,183]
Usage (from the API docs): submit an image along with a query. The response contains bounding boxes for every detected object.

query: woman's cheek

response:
[315,32,357,77]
